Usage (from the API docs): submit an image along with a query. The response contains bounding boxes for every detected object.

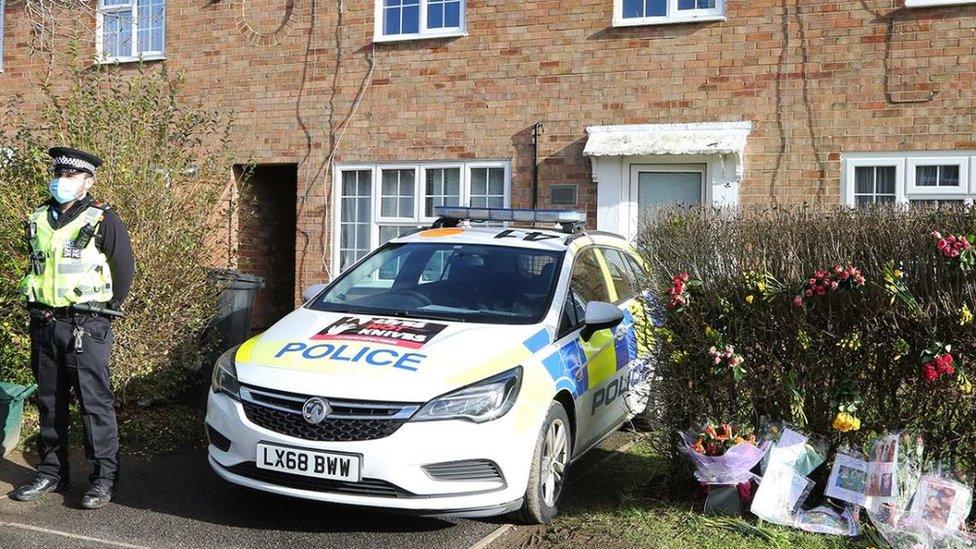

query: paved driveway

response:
[0,447,504,549]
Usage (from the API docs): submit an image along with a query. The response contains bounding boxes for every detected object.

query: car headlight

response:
[412,367,522,423]
[211,346,241,401]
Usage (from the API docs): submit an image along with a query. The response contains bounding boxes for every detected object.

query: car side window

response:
[559,248,611,336]
[601,248,637,303]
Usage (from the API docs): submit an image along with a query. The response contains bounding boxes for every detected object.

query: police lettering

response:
[275,342,426,371]
[592,375,631,415]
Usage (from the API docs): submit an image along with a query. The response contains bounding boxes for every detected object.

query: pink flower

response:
[729,356,741,367]
[713,356,722,365]
[793,295,804,307]
[931,230,943,240]
[831,281,839,290]
[805,289,813,297]
[679,272,690,282]
[816,286,826,296]
[938,239,949,251]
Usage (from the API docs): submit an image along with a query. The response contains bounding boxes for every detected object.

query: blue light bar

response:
[433,206,586,224]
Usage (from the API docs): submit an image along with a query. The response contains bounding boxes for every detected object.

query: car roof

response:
[390,225,633,253]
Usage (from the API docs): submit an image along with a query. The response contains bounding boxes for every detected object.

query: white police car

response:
[206,207,652,523]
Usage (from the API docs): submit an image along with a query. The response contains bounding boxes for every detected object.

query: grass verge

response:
[502,436,873,549]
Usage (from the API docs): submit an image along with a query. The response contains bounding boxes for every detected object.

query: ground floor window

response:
[334,161,510,271]
[843,152,975,207]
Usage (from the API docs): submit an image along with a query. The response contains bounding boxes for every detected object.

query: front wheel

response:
[517,401,571,524]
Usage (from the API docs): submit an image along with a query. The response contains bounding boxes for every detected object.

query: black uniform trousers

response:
[29,311,119,485]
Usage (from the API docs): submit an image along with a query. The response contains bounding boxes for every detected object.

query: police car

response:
[206,207,652,523]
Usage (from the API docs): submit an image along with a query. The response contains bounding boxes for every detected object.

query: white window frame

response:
[906,156,969,196]
[613,0,725,27]
[420,163,464,220]
[96,0,166,64]
[373,0,467,43]
[332,160,511,273]
[905,0,976,7]
[842,152,976,206]
[843,157,905,206]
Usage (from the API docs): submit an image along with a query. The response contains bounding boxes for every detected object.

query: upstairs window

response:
[614,0,725,26]
[375,0,465,42]
[97,0,166,63]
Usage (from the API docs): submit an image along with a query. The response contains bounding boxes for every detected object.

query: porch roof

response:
[582,121,753,157]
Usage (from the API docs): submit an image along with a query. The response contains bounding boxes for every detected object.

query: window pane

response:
[680,0,715,8]
[644,0,667,16]
[622,0,644,17]
[402,2,420,33]
[380,169,414,218]
[854,167,874,194]
[427,0,443,28]
[339,170,372,272]
[102,11,133,58]
[637,171,702,207]
[102,0,130,6]
[940,165,960,187]
[384,0,420,35]
[136,0,164,53]
[443,0,461,27]
[916,166,938,187]
[488,167,504,195]
[602,249,637,302]
[470,167,505,210]
[571,249,611,305]
[424,167,461,217]
[877,166,896,194]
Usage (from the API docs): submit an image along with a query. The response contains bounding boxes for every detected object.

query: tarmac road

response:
[0,446,505,549]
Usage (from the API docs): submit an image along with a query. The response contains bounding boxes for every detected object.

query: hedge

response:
[635,207,976,473]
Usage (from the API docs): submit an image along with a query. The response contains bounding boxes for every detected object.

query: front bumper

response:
[205,389,536,515]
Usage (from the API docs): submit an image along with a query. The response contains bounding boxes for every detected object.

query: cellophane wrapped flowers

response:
[678,423,770,485]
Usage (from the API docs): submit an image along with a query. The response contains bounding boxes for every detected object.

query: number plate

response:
[256,443,361,482]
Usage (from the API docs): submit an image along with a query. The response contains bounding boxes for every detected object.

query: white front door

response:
[629,164,705,233]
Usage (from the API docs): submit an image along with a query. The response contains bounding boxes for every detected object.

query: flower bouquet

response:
[679,423,771,515]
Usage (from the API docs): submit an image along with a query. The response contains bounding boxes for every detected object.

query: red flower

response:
[923,362,940,383]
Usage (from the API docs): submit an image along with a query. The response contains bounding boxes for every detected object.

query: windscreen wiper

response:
[388,309,467,323]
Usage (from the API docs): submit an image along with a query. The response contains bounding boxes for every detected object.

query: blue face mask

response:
[49,177,87,204]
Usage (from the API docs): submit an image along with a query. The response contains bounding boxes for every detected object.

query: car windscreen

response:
[310,242,564,324]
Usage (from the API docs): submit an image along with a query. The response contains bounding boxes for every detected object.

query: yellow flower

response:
[960,304,973,326]
[745,295,755,304]
[832,412,861,433]
[893,269,903,279]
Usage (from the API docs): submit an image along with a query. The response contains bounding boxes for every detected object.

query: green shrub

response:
[0,59,238,404]
[636,207,976,472]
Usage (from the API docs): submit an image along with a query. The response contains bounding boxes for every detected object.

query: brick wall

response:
[2,0,975,300]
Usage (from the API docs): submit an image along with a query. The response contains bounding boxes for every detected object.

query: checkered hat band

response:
[53,156,96,173]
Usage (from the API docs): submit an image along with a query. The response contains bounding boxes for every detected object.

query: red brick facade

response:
[2,0,975,299]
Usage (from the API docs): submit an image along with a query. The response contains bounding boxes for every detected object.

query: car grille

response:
[423,460,506,483]
[239,385,421,442]
[224,462,415,498]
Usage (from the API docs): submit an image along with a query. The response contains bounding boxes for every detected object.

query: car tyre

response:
[518,401,571,525]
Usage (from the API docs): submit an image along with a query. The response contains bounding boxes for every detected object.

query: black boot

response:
[81,481,115,510]
[10,476,70,502]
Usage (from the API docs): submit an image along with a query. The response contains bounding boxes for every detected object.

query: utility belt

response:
[29,302,121,321]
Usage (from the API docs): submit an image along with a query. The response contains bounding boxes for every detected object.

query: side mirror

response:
[581,301,625,342]
[302,283,329,303]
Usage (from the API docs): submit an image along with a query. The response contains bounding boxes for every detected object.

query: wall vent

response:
[550,184,578,206]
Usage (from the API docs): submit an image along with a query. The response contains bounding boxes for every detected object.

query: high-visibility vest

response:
[18,204,114,307]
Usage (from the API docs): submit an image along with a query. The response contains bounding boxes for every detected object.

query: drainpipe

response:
[531,122,543,209]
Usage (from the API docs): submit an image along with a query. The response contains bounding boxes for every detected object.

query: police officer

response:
[11,147,135,510]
